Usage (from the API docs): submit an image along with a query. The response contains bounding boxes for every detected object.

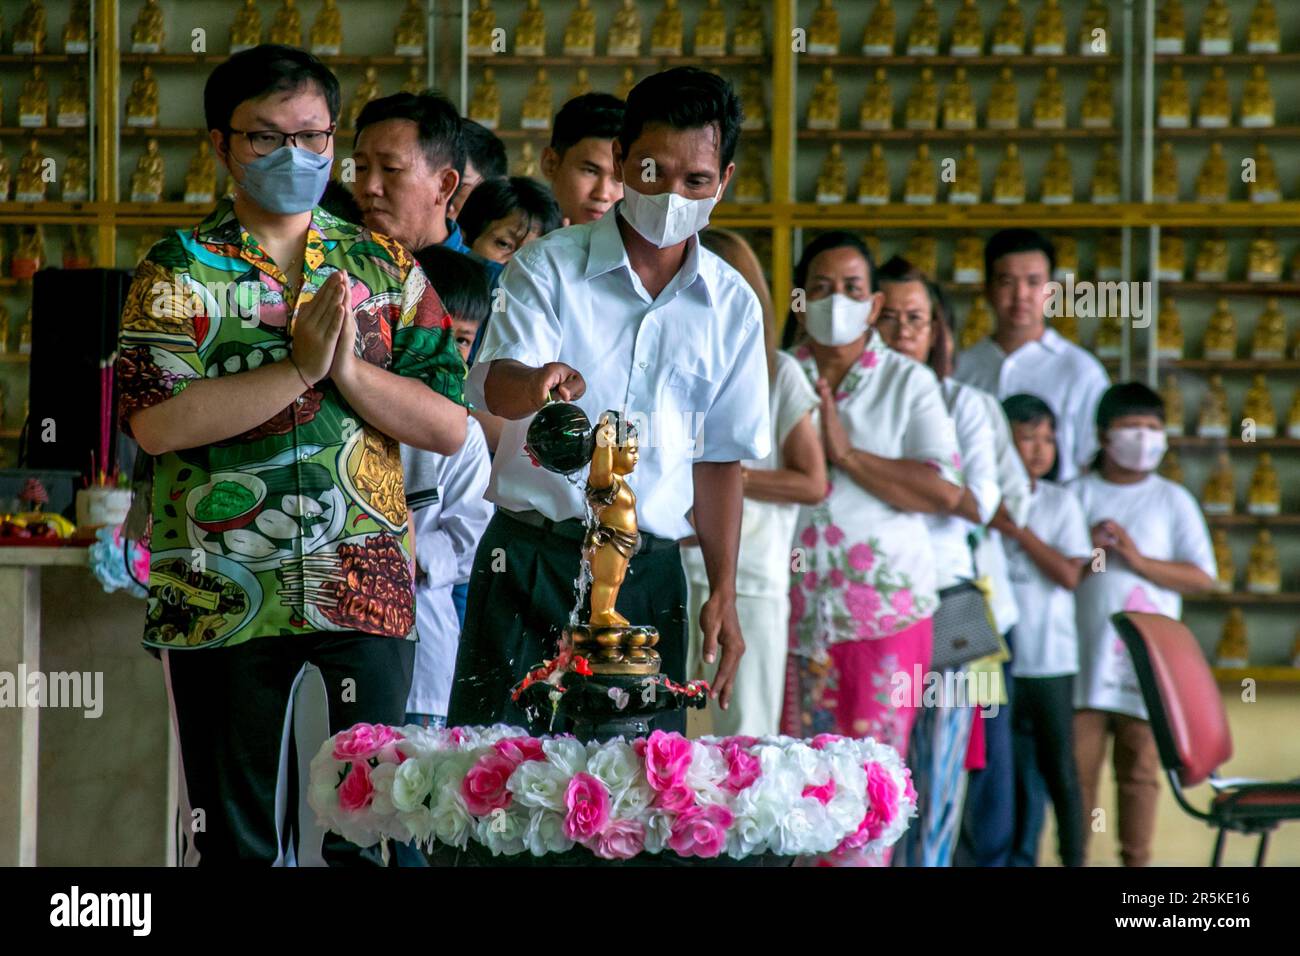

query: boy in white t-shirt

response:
[1069,383,1216,868]
[994,394,1090,867]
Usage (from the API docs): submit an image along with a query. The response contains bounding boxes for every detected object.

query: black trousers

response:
[447,511,688,734]
[1012,674,1085,867]
[164,631,415,866]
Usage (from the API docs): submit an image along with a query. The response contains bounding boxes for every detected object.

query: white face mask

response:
[804,293,874,347]
[1107,427,1167,472]
[619,181,721,248]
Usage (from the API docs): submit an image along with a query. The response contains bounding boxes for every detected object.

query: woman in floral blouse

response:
[781,233,963,865]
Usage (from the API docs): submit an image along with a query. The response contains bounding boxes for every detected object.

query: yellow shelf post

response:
[95,0,120,267]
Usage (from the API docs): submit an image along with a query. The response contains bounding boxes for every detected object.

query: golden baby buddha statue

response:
[468,0,497,55]
[987,67,1019,129]
[310,0,343,56]
[650,0,684,57]
[1248,230,1282,282]
[1199,0,1233,55]
[125,66,159,128]
[695,0,727,57]
[992,0,1026,56]
[807,0,840,55]
[1249,0,1280,54]
[1041,142,1074,204]
[1242,65,1276,128]
[1216,609,1249,667]
[13,1,47,55]
[269,0,303,47]
[57,66,88,128]
[862,0,896,57]
[1155,0,1186,54]
[906,0,940,56]
[1195,141,1229,204]
[1158,65,1190,128]
[131,0,164,53]
[1243,375,1277,438]
[1160,374,1185,435]
[1198,66,1231,128]
[402,65,425,96]
[514,0,546,56]
[740,70,766,131]
[514,140,539,179]
[1245,528,1281,589]
[1091,142,1121,203]
[394,0,425,56]
[1153,141,1180,203]
[950,0,983,57]
[734,152,766,205]
[734,0,765,56]
[1202,451,1235,513]
[568,68,593,101]
[616,68,637,102]
[18,65,49,128]
[960,297,994,350]
[1082,66,1114,128]
[816,143,848,205]
[1080,0,1109,55]
[1210,529,1234,592]
[1053,234,1079,281]
[905,68,939,131]
[521,69,554,131]
[1033,0,1066,56]
[994,143,1026,205]
[1200,375,1233,438]
[808,68,842,131]
[608,0,643,55]
[1203,301,1238,360]
[231,0,262,53]
[859,68,893,131]
[349,67,381,129]
[563,0,596,57]
[1249,142,1282,204]
[184,139,216,205]
[14,138,47,203]
[954,235,984,285]
[950,143,981,205]
[469,68,501,129]
[1195,236,1228,281]
[62,142,89,203]
[1033,67,1067,130]
[904,143,936,205]
[64,0,90,53]
[1157,297,1184,358]
[856,143,890,206]
[130,138,165,203]
[1252,299,1287,359]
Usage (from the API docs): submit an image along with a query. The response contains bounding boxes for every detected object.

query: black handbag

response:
[930,579,1001,671]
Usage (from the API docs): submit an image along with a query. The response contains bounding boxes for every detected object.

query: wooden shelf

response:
[1189,593,1300,605]
[1157,126,1300,139]
[0,127,84,138]
[798,127,1119,141]
[1161,283,1300,296]
[1156,53,1300,66]
[466,54,768,67]
[787,202,1144,228]
[120,53,426,67]
[798,54,1122,68]
[1170,437,1300,449]
[0,355,31,364]
[1165,359,1300,371]
[0,54,88,65]
[491,127,766,139]
[1211,666,1300,683]
[0,429,22,440]
[1207,514,1300,527]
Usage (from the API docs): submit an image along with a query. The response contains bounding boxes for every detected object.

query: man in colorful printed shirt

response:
[116,45,467,866]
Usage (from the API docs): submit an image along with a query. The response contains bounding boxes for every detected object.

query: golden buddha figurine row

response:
[8,65,89,129]
[1161,233,1285,284]
[1157,0,1280,55]
[1158,65,1275,130]
[1154,143,1288,205]
[1201,449,1282,518]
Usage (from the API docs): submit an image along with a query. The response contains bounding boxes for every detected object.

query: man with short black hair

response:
[541,92,625,226]
[448,118,507,220]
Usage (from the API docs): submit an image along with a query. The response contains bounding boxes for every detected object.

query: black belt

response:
[500,509,679,555]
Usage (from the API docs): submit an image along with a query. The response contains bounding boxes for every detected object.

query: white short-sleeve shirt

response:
[1005,479,1092,678]
[1070,472,1217,718]
[467,204,771,540]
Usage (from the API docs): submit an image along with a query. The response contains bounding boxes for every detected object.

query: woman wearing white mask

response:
[781,233,964,865]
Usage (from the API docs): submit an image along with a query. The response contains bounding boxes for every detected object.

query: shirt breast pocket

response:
[660,364,713,456]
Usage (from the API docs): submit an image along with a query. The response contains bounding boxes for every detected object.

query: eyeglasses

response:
[876,312,934,333]
[229,126,335,157]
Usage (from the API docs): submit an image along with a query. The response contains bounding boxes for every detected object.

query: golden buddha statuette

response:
[1216,609,1249,667]
[859,68,893,131]
[1195,236,1227,281]
[394,0,426,56]
[57,67,88,129]
[1159,448,1184,484]
[1201,450,1235,512]
[905,236,938,280]
[130,138,165,203]
[1198,66,1231,129]
[904,143,936,206]
[1199,0,1233,55]
[906,0,939,57]
[63,224,93,269]
[1080,0,1110,55]
[1195,141,1229,204]
[993,143,1026,205]
[904,68,938,131]
[125,66,160,128]
[615,68,637,102]
[14,138,47,203]
[1248,0,1280,54]
[1203,301,1237,361]
[950,0,983,57]
[1245,529,1281,589]
[514,0,546,56]
[1153,141,1180,203]
[269,0,302,47]
[609,0,643,56]
[521,69,554,131]
[1032,0,1066,56]
[1249,142,1282,204]
[1082,66,1114,128]
[1041,142,1074,205]
[740,71,766,131]
[1052,234,1079,281]
[567,68,593,101]
[1210,529,1233,592]
[734,0,765,55]
[734,152,766,205]
[1157,297,1184,358]
[1248,231,1282,282]
[949,143,981,205]
[468,0,498,55]
[349,67,381,129]
[1097,233,1122,280]
[230,0,263,53]
[62,143,89,203]
[1033,67,1067,130]
[13,1,47,55]
[18,65,49,128]
[184,139,216,205]
[807,0,840,55]
[954,235,983,285]
[1252,298,1287,360]
[64,0,90,53]
[0,150,11,202]
[1287,387,1300,438]
[1093,311,1123,358]
[815,143,848,205]
[513,140,538,179]
[862,0,896,56]
[1242,65,1276,128]
[1091,142,1120,204]
[1199,375,1232,438]
[131,0,164,54]
[1160,374,1185,435]
[987,67,1019,130]
[1158,65,1190,128]
[560,0,595,57]
[960,296,993,351]
[402,65,426,96]
[1243,375,1277,438]
[808,67,841,131]
[650,0,683,56]
[992,0,1026,56]
[12,226,44,279]
[1052,312,1080,345]
[310,0,343,56]
[468,68,501,130]
[1155,0,1186,54]
[856,142,889,206]
[942,68,976,131]
[694,0,727,57]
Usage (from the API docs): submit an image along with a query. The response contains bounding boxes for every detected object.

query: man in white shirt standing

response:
[449,68,771,733]
[954,229,1110,483]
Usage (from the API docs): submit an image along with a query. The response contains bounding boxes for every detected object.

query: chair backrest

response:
[1112,612,1233,787]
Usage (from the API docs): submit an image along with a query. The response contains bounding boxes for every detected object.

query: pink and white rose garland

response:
[309,724,915,861]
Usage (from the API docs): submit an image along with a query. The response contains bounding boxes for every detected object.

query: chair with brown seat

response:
[1113,611,1300,866]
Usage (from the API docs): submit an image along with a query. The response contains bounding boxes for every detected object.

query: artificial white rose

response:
[397,807,436,846]
[391,758,435,813]
[541,737,588,776]
[641,808,675,855]
[478,723,530,746]
[429,789,473,849]
[523,808,575,856]
[507,756,570,812]
[685,742,728,790]
[772,800,817,857]
[611,780,655,819]
[476,807,528,856]
[368,762,399,818]
[726,787,781,858]
[587,742,642,796]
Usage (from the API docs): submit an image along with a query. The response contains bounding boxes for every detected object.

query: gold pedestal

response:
[565,624,660,676]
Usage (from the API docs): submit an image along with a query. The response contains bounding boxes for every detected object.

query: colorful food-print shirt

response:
[788,334,962,655]
[116,199,467,651]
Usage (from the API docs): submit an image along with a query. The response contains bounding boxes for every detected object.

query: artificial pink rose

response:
[338,762,374,812]
[848,543,875,573]
[655,783,696,812]
[844,582,882,624]
[800,525,819,548]
[810,733,844,750]
[802,779,837,805]
[332,723,402,762]
[493,736,545,765]
[829,568,846,589]
[668,804,734,859]
[721,743,761,794]
[891,588,914,618]
[449,727,469,745]
[461,752,516,816]
[725,735,759,749]
[863,761,900,839]
[592,818,646,860]
[641,729,693,792]
[902,768,917,808]
[803,570,819,591]
[563,772,611,841]
[824,524,845,546]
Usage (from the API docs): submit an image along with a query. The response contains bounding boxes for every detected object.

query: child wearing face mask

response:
[1069,382,1217,867]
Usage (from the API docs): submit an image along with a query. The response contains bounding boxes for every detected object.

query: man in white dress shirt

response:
[448,68,771,732]
[954,230,1110,483]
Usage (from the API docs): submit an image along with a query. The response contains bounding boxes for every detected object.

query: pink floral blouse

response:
[789,334,963,654]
